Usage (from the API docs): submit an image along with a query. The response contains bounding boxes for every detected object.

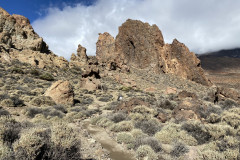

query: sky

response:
[1,0,240,59]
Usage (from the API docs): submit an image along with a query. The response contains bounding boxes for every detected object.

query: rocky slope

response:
[0,7,68,68]
[1,7,240,160]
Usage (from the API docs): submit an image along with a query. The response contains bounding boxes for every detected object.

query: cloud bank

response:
[32,0,240,59]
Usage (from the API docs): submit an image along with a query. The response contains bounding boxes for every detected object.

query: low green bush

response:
[29,69,40,76]
[39,73,54,81]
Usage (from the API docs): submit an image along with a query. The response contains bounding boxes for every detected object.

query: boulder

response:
[45,80,74,105]
[80,78,101,91]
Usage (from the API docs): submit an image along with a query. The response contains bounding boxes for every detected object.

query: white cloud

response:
[32,0,240,59]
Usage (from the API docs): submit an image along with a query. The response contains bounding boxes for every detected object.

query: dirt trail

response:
[82,120,136,160]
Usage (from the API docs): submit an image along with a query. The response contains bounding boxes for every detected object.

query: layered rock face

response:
[96,19,210,86]
[0,8,68,68]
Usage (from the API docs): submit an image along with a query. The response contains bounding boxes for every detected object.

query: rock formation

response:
[96,19,210,86]
[70,44,88,67]
[96,32,115,64]
[0,7,210,86]
[45,80,74,105]
[0,7,68,68]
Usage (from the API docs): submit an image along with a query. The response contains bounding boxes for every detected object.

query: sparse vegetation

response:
[25,106,66,118]
[0,28,239,159]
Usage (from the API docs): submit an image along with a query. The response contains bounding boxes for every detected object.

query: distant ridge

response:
[199,48,240,72]
[199,48,240,58]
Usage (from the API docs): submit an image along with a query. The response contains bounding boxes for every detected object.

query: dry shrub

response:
[0,118,21,145]
[109,112,127,123]
[13,123,81,160]
[25,106,65,119]
[0,107,10,117]
[216,136,239,152]
[157,99,176,110]
[0,142,14,160]
[131,129,148,139]
[220,99,238,110]
[198,150,224,160]
[50,123,81,159]
[30,96,56,107]
[13,127,51,160]
[170,141,189,157]
[181,121,211,145]
[205,124,236,140]
[136,145,158,160]
[117,132,135,149]
[221,108,240,128]
[92,116,114,128]
[135,119,161,136]
[156,122,197,146]
[39,73,54,81]
[135,136,162,152]
[110,121,133,132]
